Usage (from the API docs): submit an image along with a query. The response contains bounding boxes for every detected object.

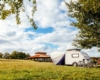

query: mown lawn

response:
[0,59,100,80]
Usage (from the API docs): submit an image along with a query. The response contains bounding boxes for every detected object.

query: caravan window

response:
[72,53,79,58]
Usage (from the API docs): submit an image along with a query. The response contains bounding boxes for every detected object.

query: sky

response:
[0,0,100,57]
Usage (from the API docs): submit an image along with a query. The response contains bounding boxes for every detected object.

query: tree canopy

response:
[0,0,37,29]
[10,51,30,59]
[65,0,100,51]
[0,51,30,59]
[2,52,10,59]
[0,52,3,58]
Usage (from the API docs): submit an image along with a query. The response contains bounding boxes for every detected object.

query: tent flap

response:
[56,54,65,65]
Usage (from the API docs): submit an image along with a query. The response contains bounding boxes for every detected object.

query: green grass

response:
[0,59,100,80]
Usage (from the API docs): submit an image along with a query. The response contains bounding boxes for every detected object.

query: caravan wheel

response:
[72,62,78,67]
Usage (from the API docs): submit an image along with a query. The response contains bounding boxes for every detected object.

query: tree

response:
[10,51,18,59]
[3,52,10,59]
[65,0,100,51]
[10,51,30,59]
[17,52,26,59]
[26,53,30,58]
[0,52,3,58]
[0,0,37,29]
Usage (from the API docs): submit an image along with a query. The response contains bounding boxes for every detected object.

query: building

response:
[28,52,51,62]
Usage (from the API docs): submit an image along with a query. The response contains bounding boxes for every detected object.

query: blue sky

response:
[24,27,54,33]
[0,0,100,57]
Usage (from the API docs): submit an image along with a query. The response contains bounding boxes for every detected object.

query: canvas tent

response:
[50,52,65,65]
[50,49,91,66]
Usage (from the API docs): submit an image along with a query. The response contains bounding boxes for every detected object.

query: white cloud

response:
[64,0,78,3]
[0,0,100,57]
[59,1,67,11]
[34,0,67,28]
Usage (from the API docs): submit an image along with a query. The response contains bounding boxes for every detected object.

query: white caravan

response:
[50,49,91,66]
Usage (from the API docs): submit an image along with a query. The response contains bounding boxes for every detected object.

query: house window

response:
[72,53,79,58]
[38,58,43,62]
[45,58,51,62]
[34,58,38,61]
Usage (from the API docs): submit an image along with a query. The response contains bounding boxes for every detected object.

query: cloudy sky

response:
[0,0,100,57]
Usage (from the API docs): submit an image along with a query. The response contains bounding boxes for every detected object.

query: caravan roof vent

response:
[66,49,81,51]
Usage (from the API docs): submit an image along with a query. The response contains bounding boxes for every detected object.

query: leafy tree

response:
[10,51,30,59]
[0,52,3,58]
[17,52,26,59]
[65,0,100,51]
[0,0,37,29]
[26,53,30,58]
[10,51,18,59]
[3,52,10,59]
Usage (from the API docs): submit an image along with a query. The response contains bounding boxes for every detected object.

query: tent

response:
[50,52,65,65]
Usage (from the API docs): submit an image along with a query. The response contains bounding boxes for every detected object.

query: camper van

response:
[50,49,91,66]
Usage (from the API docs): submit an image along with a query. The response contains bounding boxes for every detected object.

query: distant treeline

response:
[0,51,30,59]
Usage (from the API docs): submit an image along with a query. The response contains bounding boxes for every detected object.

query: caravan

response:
[50,49,91,66]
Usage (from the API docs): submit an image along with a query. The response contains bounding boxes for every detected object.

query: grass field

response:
[0,59,100,80]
